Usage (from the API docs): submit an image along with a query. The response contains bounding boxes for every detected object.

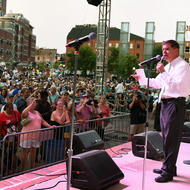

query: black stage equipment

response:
[87,0,104,6]
[181,122,190,143]
[73,130,104,155]
[70,150,124,190]
[132,131,164,160]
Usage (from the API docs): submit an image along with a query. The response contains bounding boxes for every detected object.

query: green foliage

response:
[153,44,162,57]
[66,45,96,76]
[150,44,164,78]
[117,54,139,78]
[108,47,119,74]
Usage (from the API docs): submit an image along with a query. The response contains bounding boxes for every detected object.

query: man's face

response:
[162,43,179,62]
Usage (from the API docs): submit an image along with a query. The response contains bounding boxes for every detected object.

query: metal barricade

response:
[0,113,130,180]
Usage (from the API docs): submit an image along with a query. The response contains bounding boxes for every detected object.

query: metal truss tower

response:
[95,0,111,94]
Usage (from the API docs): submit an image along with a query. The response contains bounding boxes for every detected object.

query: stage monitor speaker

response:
[132,131,164,160]
[181,122,190,143]
[87,0,103,6]
[73,130,104,155]
[71,149,124,190]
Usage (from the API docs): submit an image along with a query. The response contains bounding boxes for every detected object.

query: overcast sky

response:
[7,0,190,53]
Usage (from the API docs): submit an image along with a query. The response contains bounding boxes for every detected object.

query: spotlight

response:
[87,0,104,6]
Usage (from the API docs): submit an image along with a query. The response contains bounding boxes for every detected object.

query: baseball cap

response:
[80,94,88,99]
[6,94,14,98]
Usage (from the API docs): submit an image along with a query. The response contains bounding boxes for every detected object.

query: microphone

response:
[138,55,161,66]
[160,56,165,63]
[66,32,96,48]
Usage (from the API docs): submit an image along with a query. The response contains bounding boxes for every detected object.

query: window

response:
[137,44,140,49]
[185,46,190,53]
[115,43,119,48]
[109,43,112,47]
[130,43,133,49]
[136,53,140,59]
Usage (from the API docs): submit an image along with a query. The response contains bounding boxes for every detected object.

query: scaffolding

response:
[95,0,111,94]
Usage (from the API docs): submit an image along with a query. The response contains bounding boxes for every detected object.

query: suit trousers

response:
[160,98,185,177]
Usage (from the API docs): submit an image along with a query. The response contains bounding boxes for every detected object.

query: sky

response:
[6,0,190,54]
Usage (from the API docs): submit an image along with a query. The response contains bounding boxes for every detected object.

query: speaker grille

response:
[132,131,164,160]
[71,150,124,190]
[73,130,104,155]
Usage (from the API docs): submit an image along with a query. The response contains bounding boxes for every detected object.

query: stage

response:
[0,142,190,190]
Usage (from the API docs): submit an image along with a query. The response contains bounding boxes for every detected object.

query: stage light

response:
[87,0,104,6]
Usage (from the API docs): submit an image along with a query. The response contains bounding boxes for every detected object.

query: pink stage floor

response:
[1,142,190,190]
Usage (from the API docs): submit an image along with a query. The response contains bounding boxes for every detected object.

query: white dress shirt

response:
[115,83,124,94]
[137,56,190,99]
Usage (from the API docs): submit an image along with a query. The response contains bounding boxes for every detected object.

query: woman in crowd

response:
[0,86,9,106]
[0,102,21,174]
[46,97,70,162]
[20,98,55,170]
[96,96,111,139]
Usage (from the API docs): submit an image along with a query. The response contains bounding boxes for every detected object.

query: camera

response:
[36,99,40,103]
[137,95,142,100]
[86,100,93,105]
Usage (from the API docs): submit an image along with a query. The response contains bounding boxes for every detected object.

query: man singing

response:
[133,40,190,182]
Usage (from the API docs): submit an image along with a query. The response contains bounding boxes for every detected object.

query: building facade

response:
[66,25,145,62]
[0,27,12,62]
[184,41,190,63]
[0,13,36,63]
[35,48,57,64]
[0,0,6,16]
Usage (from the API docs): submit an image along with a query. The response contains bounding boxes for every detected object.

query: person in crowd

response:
[0,102,21,174]
[1,94,17,112]
[128,91,146,141]
[0,86,8,106]
[19,98,55,171]
[15,88,30,114]
[96,96,111,139]
[116,93,127,112]
[49,86,60,105]
[106,91,116,111]
[36,90,52,126]
[133,40,190,183]
[115,80,124,97]
[47,97,70,162]
[152,90,161,131]
[75,95,95,132]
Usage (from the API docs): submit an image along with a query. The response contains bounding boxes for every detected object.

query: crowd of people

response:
[0,68,161,172]
[1,40,190,181]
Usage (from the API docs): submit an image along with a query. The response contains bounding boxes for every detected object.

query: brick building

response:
[0,28,12,62]
[66,25,145,62]
[0,0,36,64]
[35,48,57,64]
[0,13,36,63]
[0,0,6,16]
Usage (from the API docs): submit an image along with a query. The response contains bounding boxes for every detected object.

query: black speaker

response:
[71,150,124,190]
[87,0,103,6]
[132,131,164,160]
[73,130,104,155]
[181,122,190,143]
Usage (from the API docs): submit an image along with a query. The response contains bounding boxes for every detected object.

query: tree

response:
[108,47,119,74]
[66,45,96,76]
[78,45,96,76]
[117,54,139,79]
[153,44,162,57]
[150,44,165,77]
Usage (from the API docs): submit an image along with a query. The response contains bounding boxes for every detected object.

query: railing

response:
[0,113,130,180]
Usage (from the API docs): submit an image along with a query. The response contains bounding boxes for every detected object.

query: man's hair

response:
[163,40,179,49]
